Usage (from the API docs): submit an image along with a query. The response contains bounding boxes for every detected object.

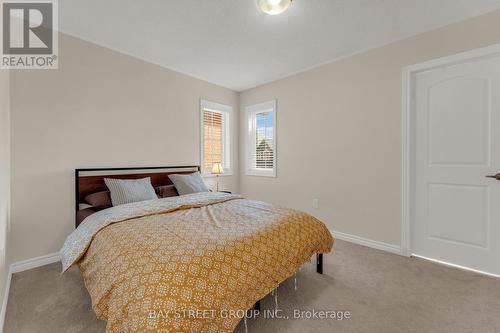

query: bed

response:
[61,166,333,333]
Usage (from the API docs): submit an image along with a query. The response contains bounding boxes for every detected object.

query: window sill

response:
[245,170,276,178]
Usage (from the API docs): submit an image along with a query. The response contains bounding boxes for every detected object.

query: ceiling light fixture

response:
[257,0,293,15]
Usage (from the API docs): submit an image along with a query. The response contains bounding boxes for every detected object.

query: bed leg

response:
[316,253,323,274]
[254,300,261,311]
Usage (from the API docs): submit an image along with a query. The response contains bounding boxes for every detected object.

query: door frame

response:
[401,43,500,258]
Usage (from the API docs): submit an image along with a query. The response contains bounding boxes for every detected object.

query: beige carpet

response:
[4,240,500,333]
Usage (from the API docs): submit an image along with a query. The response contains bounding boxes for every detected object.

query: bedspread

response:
[60,192,333,332]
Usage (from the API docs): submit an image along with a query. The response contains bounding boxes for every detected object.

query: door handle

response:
[486,173,500,180]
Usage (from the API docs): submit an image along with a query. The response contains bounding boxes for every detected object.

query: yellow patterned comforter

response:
[61,192,333,332]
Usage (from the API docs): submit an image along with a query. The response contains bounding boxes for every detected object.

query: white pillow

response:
[78,203,93,210]
[104,177,158,206]
[168,172,209,196]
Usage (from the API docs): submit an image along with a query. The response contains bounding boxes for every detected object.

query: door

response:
[412,53,500,276]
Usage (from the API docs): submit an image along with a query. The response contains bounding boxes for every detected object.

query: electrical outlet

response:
[312,198,319,209]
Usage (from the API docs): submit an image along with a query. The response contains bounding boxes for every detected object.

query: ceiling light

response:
[257,0,293,15]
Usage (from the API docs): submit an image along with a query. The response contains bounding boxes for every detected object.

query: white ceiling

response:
[60,0,500,91]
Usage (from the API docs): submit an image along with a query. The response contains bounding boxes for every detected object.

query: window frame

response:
[200,99,233,176]
[245,100,277,177]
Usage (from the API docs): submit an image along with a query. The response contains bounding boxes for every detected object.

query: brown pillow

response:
[155,185,179,198]
[76,206,110,225]
[85,191,112,208]
[76,208,98,226]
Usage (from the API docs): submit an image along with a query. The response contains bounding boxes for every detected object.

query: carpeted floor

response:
[4,240,500,333]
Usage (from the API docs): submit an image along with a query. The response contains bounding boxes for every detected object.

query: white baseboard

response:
[10,252,61,274]
[0,267,11,333]
[412,254,500,279]
[0,252,61,332]
[331,229,403,255]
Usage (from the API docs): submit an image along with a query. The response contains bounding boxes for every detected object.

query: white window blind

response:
[203,110,223,171]
[245,100,277,177]
[200,100,232,175]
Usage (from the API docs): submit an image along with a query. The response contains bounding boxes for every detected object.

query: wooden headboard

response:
[75,166,200,227]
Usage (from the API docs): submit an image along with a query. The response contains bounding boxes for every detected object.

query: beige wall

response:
[0,69,10,313]
[8,9,500,263]
[239,10,500,247]
[10,34,239,262]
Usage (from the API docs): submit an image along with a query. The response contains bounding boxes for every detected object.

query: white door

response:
[412,53,500,276]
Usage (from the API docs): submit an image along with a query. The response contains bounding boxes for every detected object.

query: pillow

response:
[155,185,179,198]
[168,172,209,196]
[78,203,94,211]
[77,208,98,226]
[104,177,158,206]
[85,191,112,208]
[76,206,110,226]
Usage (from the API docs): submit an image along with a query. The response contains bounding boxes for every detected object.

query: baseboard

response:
[0,252,61,332]
[0,267,12,333]
[331,229,403,255]
[412,254,500,279]
[10,252,61,274]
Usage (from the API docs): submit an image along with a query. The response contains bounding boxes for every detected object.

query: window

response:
[200,100,232,175]
[245,100,277,177]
